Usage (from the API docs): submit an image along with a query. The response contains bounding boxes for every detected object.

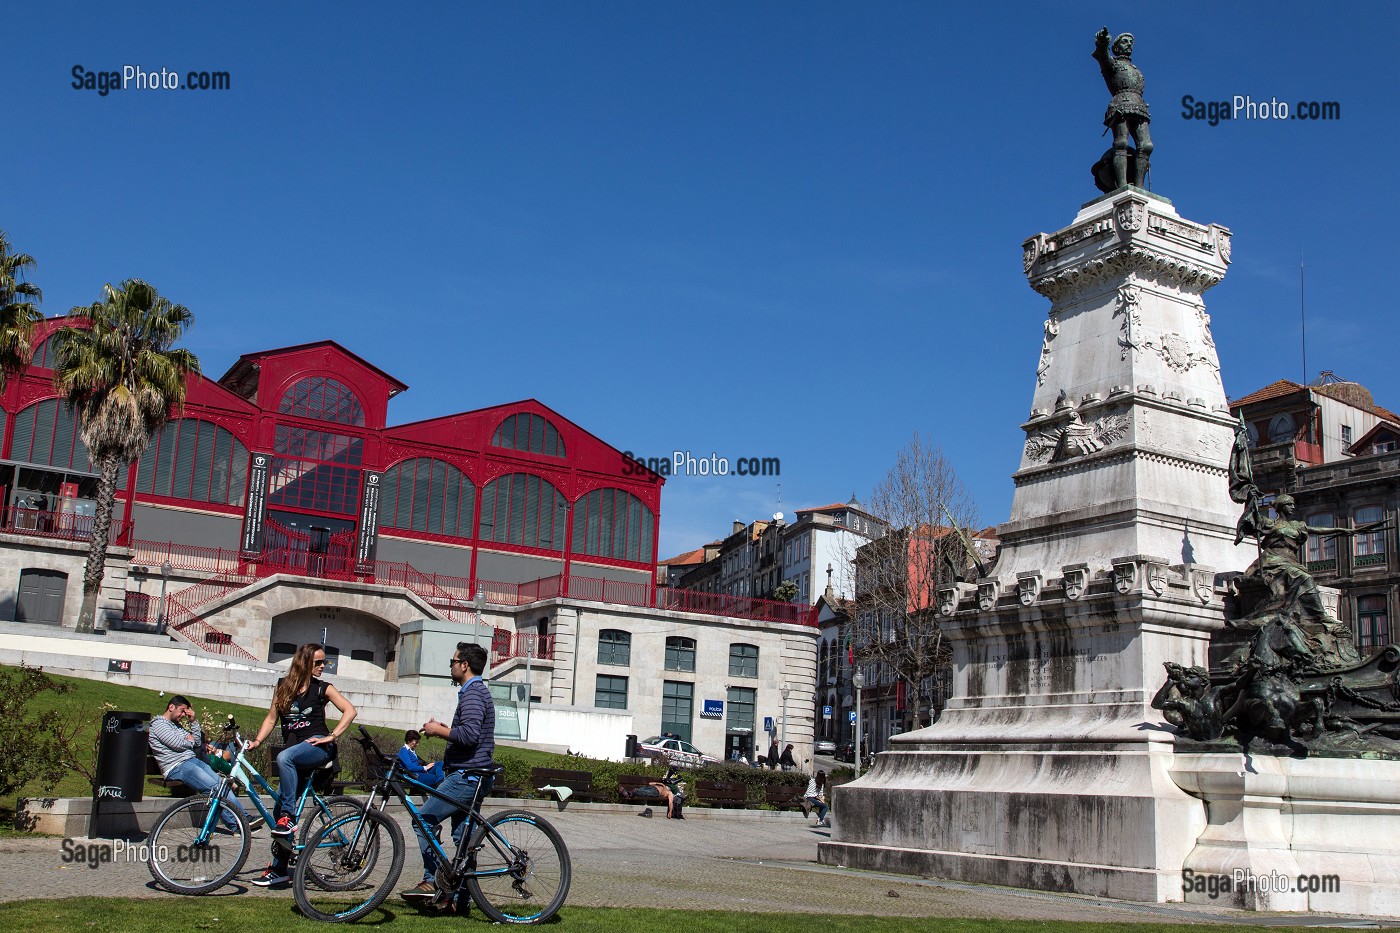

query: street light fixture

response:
[852,669,865,779]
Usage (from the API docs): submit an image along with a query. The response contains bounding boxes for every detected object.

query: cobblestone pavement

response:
[0,805,1384,926]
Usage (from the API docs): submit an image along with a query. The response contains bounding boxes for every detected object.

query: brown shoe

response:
[401,880,436,901]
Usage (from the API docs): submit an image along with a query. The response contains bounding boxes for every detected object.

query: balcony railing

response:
[1355,552,1388,568]
[1306,558,1338,573]
[492,632,556,664]
[0,506,133,547]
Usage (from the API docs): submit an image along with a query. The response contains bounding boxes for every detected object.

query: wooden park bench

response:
[617,774,660,803]
[695,780,757,809]
[145,751,195,797]
[529,767,605,803]
[765,784,810,813]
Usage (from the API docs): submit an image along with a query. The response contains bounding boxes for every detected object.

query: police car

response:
[638,735,721,770]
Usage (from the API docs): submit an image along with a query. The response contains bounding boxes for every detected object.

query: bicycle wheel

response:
[147,796,251,895]
[466,809,571,924]
[301,797,376,892]
[292,809,404,922]
[298,795,364,847]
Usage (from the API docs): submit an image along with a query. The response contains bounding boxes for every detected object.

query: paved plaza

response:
[0,802,1391,926]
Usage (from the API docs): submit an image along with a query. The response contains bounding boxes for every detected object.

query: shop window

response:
[661,681,693,743]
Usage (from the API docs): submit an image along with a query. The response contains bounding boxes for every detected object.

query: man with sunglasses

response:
[148,695,254,831]
[401,642,496,910]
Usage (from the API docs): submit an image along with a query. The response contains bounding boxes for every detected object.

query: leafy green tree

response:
[0,665,72,801]
[0,229,45,385]
[55,280,199,632]
[773,579,799,602]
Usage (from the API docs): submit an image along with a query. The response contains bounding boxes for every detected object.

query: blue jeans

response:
[167,757,248,828]
[414,770,490,882]
[804,795,829,821]
[275,741,333,821]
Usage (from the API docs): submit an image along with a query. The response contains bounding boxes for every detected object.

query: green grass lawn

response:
[0,664,637,834]
[0,901,1366,933]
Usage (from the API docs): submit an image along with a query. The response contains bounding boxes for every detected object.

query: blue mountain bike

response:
[146,720,360,894]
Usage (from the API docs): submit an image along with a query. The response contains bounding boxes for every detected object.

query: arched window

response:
[1268,413,1297,444]
[278,376,365,426]
[491,413,564,458]
[135,418,249,506]
[30,334,57,370]
[571,488,655,563]
[728,643,758,678]
[478,473,567,549]
[597,629,631,667]
[10,399,91,472]
[665,636,696,672]
[380,457,475,538]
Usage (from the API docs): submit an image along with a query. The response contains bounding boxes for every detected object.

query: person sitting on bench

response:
[398,729,445,788]
[148,695,252,830]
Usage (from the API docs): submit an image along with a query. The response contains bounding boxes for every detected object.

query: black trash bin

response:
[94,711,151,803]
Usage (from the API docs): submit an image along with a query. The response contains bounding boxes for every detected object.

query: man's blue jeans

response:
[167,757,247,828]
[413,770,490,882]
[275,741,333,820]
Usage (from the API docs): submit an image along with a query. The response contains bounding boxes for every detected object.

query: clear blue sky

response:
[8,2,1399,559]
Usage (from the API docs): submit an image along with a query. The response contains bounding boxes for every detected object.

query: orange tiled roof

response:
[1230,380,1306,408]
[660,547,708,566]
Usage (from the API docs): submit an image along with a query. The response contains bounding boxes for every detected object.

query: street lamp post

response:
[472,586,487,650]
[156,560,172,634]
[852,669,865,779]
[779,684,790,752]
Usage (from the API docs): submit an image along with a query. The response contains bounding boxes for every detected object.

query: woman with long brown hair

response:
[246,643,356,885]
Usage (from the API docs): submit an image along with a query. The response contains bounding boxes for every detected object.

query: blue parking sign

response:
[822,705,832,719]
[849,711,857,723]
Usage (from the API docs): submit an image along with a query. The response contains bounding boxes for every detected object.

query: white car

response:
[638,735,721,770]
[814,739,836,755]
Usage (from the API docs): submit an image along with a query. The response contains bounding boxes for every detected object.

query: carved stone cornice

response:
[1028,243,1225,301]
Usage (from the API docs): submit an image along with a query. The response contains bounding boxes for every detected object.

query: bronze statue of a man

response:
[1093,27,1152,189]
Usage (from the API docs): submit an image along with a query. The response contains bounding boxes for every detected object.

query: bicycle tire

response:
[147,796,251,895]
[298,794,364,847]
[466,809,571,924]
[301,790,375,885]
[292,809,404,922]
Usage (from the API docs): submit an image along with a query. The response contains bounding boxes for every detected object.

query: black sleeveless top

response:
[279,677,330,744]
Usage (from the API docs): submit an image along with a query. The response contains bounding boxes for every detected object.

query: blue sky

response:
[8,2,1399,559]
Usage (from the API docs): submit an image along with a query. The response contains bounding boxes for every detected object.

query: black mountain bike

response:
[292,726,571,924]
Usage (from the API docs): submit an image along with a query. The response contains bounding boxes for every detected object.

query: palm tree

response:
[0,230,44,384]
[54,280,199,633]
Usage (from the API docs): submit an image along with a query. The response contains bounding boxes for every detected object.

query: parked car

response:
[814,739,836,755]
[835,741,856,763]
[638,735,722,770]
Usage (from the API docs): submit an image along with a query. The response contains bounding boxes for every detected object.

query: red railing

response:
[490,630,554,664]
[163,568,259,661]
[131,540,246,575]
[0,506,133,547]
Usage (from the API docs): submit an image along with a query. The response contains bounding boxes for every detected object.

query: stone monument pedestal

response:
[819,187,1250,902]
[1171,753,1400,916]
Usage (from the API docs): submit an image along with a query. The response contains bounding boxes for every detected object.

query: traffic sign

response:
[849,710,857,723]
[822,705,832,719]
